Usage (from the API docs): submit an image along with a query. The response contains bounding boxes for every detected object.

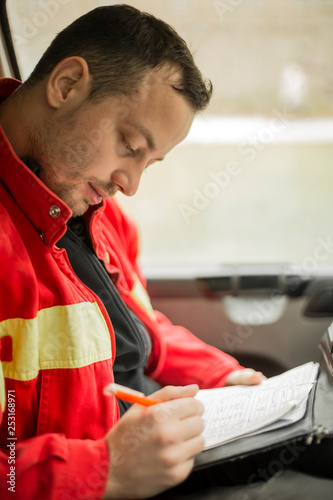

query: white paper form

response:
[196,362,319,450]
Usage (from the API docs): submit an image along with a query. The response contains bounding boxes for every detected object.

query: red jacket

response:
[95,199,243,388]
[0,78,242,499]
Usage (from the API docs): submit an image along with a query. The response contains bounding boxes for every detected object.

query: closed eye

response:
[121,135,136,157]
[125,143,136,156]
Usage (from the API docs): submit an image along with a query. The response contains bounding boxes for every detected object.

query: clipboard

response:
[194,326,333,473]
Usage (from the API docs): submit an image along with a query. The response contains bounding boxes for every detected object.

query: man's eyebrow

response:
[130,122,156,151]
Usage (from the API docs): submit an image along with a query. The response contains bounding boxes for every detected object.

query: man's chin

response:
[69,201,90,218]
[71,199,105,218]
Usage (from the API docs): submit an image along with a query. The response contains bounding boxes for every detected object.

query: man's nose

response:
[111,161,146,197]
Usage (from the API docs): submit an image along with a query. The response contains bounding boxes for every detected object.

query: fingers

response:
[153,414,205,446]
[150,384,200,402]
[156,432,205,472]
[179,414,205,442]
[151,396,204,422]
[245,370,267,385]
[226,368,266,386]
[128,387,204,424]
[104,393,205,499]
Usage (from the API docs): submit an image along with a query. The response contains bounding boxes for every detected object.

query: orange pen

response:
[103,383,160,406]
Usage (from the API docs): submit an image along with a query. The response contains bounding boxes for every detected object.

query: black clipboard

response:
[194,327,333,472]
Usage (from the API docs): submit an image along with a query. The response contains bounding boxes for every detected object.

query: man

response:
[0,5,264,499]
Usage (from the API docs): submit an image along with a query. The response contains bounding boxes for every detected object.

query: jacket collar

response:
[0,78,72,248]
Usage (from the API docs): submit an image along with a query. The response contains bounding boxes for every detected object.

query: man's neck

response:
[0,87,31,157]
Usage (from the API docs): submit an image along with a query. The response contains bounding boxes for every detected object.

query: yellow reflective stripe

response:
[0,302,112,382]
[130,275,155,321]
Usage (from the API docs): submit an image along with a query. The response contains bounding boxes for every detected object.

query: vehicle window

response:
[7,0,333,270]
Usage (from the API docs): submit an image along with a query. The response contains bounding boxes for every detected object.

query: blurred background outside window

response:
[7,0,333,272]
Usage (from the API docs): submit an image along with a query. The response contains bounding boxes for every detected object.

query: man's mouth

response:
[88,183,110,204]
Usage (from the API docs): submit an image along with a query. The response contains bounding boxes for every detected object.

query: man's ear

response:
[45,56,90,109]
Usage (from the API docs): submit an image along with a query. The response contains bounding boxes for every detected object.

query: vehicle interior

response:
[1,0,333,496]
[2,0,333,376]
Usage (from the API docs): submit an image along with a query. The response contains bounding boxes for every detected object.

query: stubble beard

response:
[25,112,109,217]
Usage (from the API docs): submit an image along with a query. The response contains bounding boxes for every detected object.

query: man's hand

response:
[104,385,205,499]
[225,368,266,386]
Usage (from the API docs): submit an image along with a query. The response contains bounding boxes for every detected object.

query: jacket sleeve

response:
[0,432,109,500]
[146,310,244,389]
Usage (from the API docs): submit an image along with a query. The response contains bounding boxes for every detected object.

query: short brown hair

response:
[25,4,212,111]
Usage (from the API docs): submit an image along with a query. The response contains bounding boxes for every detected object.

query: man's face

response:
[31,70,194,217]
